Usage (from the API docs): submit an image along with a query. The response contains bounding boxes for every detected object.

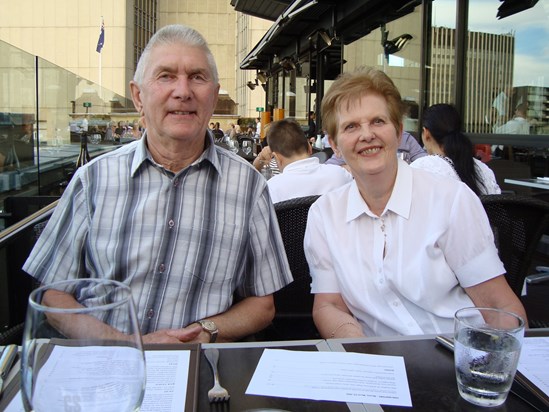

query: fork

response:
[204,348,230,403]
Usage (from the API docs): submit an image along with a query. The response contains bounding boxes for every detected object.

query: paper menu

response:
[1,344,198,412]
[516,337,549,409]
[246,348,412,407]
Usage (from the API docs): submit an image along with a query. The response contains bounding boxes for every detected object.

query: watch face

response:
[200,320,217,332]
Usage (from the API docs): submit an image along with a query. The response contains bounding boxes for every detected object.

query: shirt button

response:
[159,264,165,273]
[392,302,399,307]
[147,309,154,319]
[173,178,179,187]
[168,219,175,228]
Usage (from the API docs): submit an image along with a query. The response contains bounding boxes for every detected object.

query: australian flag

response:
[96,19,105,53]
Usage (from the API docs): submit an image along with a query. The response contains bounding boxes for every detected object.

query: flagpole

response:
[99,16,103,99]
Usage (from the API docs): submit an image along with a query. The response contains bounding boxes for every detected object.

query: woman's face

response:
[333,93,401,179]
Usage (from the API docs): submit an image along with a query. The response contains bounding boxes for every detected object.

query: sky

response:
[433,0,549,87]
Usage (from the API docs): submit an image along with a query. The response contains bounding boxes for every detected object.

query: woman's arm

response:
[464,275,528,326]
[312,293,364,339]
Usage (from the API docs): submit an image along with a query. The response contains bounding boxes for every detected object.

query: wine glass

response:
[242,140,252,156]
[21,278,146,412]
[230,139,239,153]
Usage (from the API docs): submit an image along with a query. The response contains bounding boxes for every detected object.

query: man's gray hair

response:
[133,24,219,85]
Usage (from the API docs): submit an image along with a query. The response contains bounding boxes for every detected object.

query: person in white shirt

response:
[411,103,501,195]
[304,67,525,338]
[265,119,353,203]
[255,117,262,139]
[495,104,530,135]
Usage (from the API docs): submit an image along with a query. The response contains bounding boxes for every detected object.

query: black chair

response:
[0,200,57,345]
[266,195,321,341]
[480,194,549,327]
[480,194,549,295]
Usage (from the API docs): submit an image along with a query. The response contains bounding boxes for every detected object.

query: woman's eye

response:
[344,123,356,131]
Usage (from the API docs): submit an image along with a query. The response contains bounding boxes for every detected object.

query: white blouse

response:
[410,155,501,195]
[304,162,504,337]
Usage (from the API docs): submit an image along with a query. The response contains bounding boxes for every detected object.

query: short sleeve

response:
[304,201,341,293]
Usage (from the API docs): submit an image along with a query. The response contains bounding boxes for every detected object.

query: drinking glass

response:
[259,160,273,180]
[230,139,239,153]
[242,141,252,155]
[454,307,525,407]
[21,278,146,412]
[397,150,411,164]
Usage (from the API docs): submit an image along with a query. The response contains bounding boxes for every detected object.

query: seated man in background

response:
[23,24,292,344]
[265,119,353,203]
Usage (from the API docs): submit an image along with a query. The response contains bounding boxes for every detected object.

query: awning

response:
[230,0,292,21]
[235,0,421,72]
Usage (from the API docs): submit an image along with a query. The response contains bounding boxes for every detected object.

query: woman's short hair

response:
[321,67,406,143]
[133,24,219,85]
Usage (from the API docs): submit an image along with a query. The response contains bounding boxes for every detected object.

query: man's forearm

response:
[202,295,275,342]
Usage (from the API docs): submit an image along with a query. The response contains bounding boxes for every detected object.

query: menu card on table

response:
[516,337,549,411]
[246,348,412,407]
[0,343,200,412]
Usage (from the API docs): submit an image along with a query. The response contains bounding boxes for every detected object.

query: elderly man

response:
[23,24,292,344]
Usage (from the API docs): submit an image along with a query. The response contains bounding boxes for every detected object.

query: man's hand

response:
[253,146,273,171]
[142,323,203,344]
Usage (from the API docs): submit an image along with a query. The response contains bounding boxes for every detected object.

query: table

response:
[197,332,547,411]
[504,178,549,190]
[2,331,547,411]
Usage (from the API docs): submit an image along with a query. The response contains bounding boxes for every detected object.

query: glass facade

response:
[256,0,548,195]
[0,40,135,228]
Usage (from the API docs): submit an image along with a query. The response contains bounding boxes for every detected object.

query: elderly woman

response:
[304,67,526,338]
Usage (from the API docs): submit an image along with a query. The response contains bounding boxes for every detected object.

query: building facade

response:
[0,0,267,120]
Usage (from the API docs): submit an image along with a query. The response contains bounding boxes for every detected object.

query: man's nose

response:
[173,76,191,99]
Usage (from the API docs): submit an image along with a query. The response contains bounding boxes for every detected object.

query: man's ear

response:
[130,81,143,115]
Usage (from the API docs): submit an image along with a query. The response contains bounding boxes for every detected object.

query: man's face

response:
[130,43,219,145]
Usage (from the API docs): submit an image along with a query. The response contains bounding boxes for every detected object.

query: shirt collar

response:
[283,156,320,172]
[346,160,413,221]
[130,130,222,177]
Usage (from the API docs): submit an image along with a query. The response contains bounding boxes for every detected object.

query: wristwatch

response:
[197,319,218,343]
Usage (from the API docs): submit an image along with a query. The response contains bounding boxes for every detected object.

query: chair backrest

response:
[480,194,549,296]
[271,195,320,340]
[0,199,57,344]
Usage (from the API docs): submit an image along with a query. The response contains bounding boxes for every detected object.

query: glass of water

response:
[21,278,146,412]
[397,150,411,164]
[454,307,525,407]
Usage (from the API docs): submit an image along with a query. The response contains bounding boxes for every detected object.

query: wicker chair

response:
[266,195,321,340]
[480,194,549,327]
[0,200,56,345]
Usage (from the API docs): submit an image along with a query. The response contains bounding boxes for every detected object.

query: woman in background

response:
[411,103,500,195]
